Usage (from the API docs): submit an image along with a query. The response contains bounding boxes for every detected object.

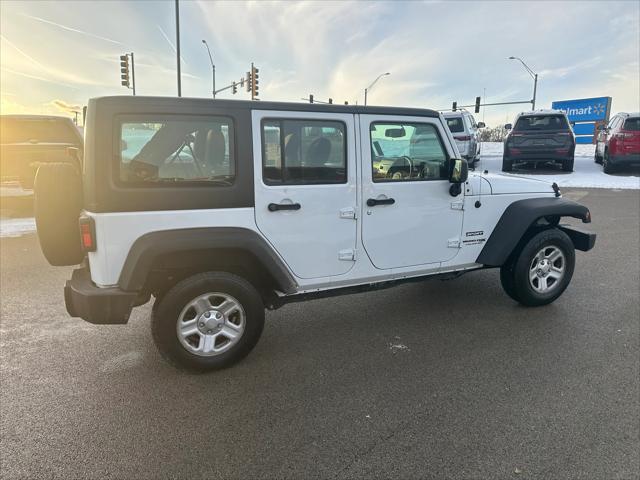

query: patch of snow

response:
[477,143,640,190]
[0,217,37,238]
[389,343,410,353]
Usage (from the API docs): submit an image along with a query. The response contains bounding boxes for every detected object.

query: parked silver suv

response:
[443,110,484,163]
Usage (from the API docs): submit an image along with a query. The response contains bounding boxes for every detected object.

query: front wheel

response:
[500,229,575,306]
[152,271,265,372]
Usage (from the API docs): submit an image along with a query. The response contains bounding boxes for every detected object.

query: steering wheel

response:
[386,156,414,180]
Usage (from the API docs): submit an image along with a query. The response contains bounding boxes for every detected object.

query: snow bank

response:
[477,142,640,190]
[0,217,37,238]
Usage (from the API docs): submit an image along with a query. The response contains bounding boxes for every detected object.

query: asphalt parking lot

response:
[1,188,638,480]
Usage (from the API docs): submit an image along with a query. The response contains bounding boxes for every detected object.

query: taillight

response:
[455,135,471,141]
[79,216,96,252]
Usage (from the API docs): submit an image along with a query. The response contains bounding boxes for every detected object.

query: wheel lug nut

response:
[205,312,210,318]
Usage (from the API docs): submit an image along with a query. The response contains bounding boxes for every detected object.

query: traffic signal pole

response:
[130,52,136,96]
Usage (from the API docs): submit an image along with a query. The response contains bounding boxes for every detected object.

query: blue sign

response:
[572,123,595,136]
[551,97,611,122]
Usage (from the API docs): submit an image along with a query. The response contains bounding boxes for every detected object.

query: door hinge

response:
[339,207,357,220]
[338,249,356,261]
[450,201,464,210]
[447,238,461,248]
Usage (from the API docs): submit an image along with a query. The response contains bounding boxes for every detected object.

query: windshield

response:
[623,118,640,131]
[0,117,80,144]
[445,117,465,133]
[514,115,569,131]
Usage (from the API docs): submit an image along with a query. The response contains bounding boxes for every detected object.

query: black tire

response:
[499,260,520,302]
[561,156,574,172]
[151,271,265,372]
[502,156,513,172]
[603,149,615,174]
[34,162,84,266]
[594,149,602,164]
[509,228,575,307]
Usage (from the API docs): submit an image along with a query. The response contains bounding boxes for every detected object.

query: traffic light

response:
[452,101,457,111]
[245,71,251,92]
[251,64,259,99]
[309,94,314,103]
[475,96,481,113]
[120,54,130,88]
[232,81,237,94]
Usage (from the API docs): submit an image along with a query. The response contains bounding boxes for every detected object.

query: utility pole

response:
[202,40,215,98]
[175,0,181,97]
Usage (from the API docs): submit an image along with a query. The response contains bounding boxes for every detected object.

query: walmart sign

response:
[551,96,612,144]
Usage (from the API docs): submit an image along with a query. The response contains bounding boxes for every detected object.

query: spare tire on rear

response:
[34,162,84,266]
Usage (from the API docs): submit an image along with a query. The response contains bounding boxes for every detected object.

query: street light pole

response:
[364,72,390,106]
[202,40,215,99]
[175,0,181,97]
[508,56,537,110]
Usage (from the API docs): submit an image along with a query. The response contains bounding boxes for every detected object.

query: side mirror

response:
[449,158,469,184]
[504,123,512,131]
[477,122,486,129]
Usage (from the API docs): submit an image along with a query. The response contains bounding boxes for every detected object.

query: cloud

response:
[157,25,188,66]
[51,99,82,113]
[21,13,124,45]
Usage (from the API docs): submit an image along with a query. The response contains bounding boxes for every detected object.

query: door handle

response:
[268,202,301,212]
[366,197,395,207]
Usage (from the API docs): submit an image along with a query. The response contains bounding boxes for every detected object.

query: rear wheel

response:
[151,271,265,372]
[561,156,574,172]
[603,149,615,174]
[502,156,513,172]
[502,228,575,307]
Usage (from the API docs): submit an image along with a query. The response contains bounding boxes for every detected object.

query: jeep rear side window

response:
[119,117,234,185]
[371,122,448,182]
[261,119,346,185]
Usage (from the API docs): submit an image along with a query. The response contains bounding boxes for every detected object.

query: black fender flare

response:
[476,197,591,267]
[118,227,297,294]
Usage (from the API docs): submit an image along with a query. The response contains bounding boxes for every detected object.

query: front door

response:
[253,111,357,279]
[360,115,464,270]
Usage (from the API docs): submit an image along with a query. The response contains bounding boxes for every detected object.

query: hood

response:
[480,172,555,195]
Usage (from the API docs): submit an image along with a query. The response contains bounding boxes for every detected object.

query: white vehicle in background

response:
[443,110,484,164]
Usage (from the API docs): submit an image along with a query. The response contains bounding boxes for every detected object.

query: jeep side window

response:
[370,122,448,182]
[119,117,235,185]
[261,119,346,185]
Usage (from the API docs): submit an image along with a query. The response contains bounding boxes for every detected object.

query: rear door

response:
[252,110,357,279]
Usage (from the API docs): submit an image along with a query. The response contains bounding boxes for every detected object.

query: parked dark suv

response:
[595,112,640,173]
[502,110,575,172]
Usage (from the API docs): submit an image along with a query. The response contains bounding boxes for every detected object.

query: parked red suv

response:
[595,112,640,173]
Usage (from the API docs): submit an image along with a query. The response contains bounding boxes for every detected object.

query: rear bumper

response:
[505,152,573,162]
[610,153,640,165]
[65,267,137,324]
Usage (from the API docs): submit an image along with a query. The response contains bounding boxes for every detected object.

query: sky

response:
[1,0,638,127]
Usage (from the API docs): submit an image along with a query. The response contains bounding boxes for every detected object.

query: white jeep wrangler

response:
[35,96,596,371]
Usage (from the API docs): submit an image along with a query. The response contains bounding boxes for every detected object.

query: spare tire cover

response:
[34,162,84,266]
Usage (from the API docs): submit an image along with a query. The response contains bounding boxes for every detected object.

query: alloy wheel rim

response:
[529,246,565,293]
[176,292,245,356]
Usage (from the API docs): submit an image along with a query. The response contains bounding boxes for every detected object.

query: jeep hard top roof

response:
[89,96,440,118]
